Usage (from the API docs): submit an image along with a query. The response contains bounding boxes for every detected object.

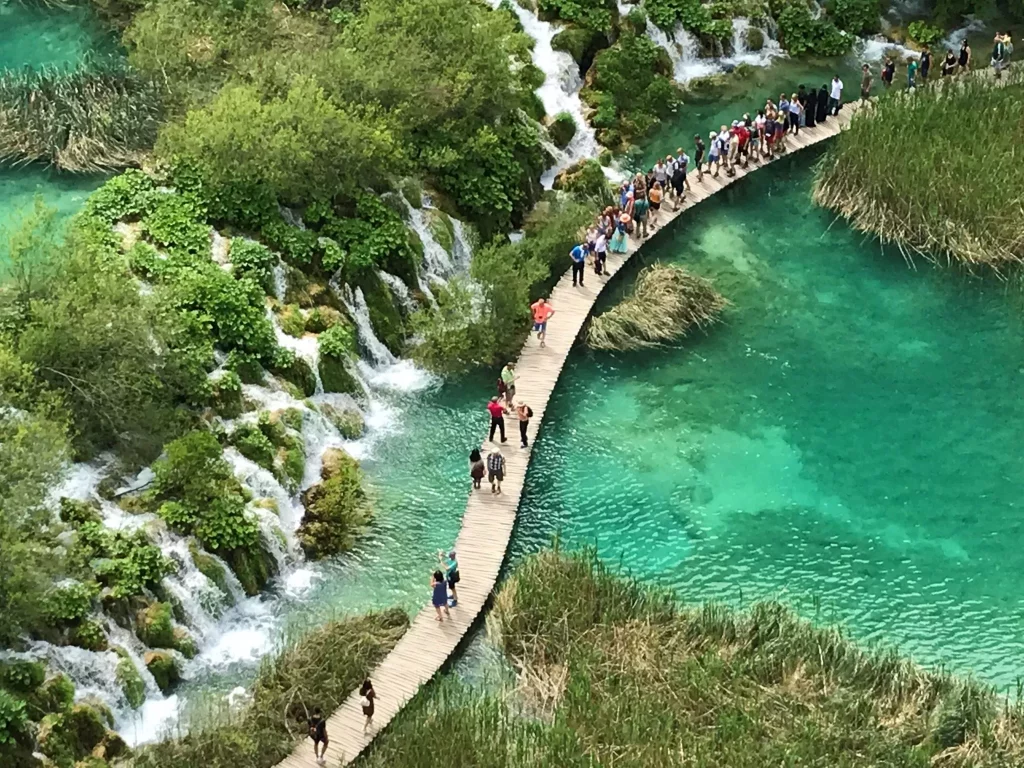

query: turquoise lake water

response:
[511,150,1024,690]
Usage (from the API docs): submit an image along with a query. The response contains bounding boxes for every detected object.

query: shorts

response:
[488,469,504,482]
[533,321,547,332]
[671,180,685,194]
[447,570,460,587]
[650,201,660,210]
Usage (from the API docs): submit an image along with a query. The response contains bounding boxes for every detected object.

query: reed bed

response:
[586,263,728,351]
[358,549,1024,767]
[0,56,162,172]
[813,69,1024,271]
[130,609,408,768]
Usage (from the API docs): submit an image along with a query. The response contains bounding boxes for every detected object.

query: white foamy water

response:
[485,0,599,187]
[726,18,784,67]
[858,35,918,62]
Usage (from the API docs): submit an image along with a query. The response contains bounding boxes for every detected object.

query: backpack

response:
[525,406,533,418]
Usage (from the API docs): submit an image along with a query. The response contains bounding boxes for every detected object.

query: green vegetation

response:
[907,20,945,46]
[772,0,853,56]
[644,0,734,46]
[359,548,1024,767]
[587,264,728,350]
[830,0,881,36]
[538,0,618,31]
[814,72,1024,268]
[130,609,408,768]
[583,30,681,149]
[0,56,161,172]
[549,112,578,149]
[297,448,373,560]
[410,200,592,373]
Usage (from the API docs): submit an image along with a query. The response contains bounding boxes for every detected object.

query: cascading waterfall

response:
[378,271,416,313]
[646,19,720,82]
[484,0,599,188]
[404,197,455,280]
[726,18,783,67]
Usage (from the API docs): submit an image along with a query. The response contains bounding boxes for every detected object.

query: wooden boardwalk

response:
[276,103,859,768]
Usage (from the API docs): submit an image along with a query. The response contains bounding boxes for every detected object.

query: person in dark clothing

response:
[308,707,328,765]
[487,396,506,443]
[693,134,706,181]
[815,84,829,124]
[805,86,817,128]
[920,46,932,80]
[516,401,532,448]
[359,680,376,734]
[569,242,588,287]
[797,85,808,127]
[881,57,896,87]
[469,448,485,489]
[942,49,957,76]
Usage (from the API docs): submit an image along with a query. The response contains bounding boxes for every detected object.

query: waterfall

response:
[268,308,323,394]
[404,198,455,281]
[378,271,417,313]
[451,219,473,273]
[646,19,720,82]
[272,262,287,301]
[484,0,598,188]
[339,284,396,367]
[725,18,783,67]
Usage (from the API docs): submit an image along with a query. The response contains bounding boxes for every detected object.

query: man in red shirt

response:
[487,396,507,443]
[735,122,751,168]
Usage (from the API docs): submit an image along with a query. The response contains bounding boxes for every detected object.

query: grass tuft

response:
[587,263,728,351]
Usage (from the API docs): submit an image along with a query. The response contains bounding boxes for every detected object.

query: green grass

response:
[0,55,161,172]
[129,609,408,768]
[357,548,1024,767]
[814,69,1024,271]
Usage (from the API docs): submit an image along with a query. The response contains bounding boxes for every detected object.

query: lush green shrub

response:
[277,305,306,338]
[553,158,613,202]
[907,20,944,46]
[225,350,265,384]
[549,112,577,149]
[776,3,852,56]
[645,0,730,38]
[230,239,276,295]
[296,449,372,559]
[210,370,244,419]
[267,348,317,398]
[30,674,74,718]
[136,602,176,648]
[231,425,276,472]
[304,306,342,333]
[59,498,103,528]
[114,649,147,710]
[317,324,360,394]
[830,0,880,35]
[69,620,108,652]
[70,523,171,600]
[37,704,109,767]
[538,0,615,31]
[0,661,45,694]
[152,431,260,555]
[142,193,211,258]
[43,582,96,626]
[0,690,27,747]
[583,32,681,148]
[83,169,158,223]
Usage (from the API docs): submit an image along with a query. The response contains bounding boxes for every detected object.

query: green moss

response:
[211,371,244,419]
[112,649,146,710]
[551,26,608,66]
[277,304,307,338]
[269,349,317,398]
[321,403,365,439]
[226,350,265,385]
[304,306,342,333]
[549,112,577,150]
[297,449,373,560]
[144,652,180,695]
[426,209,455,255]
[745,25,765,51]
[226,543,278,597]
[553,158,610,201]
[68,620,108,652]
[135,602,175,649]
[275,441,305,492]
[28,674,75,717]
[318,356,360,395]
[354,271,405,355]
[275,408,304,433]
[173,627,198,659]
[230,425,276,471]
[188,543,234,604]
[37,704,109,768]
[400,178,423,208]
[58,499,103,527]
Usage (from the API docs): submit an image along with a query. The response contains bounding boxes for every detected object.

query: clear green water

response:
[512,150,1024,691]
[0,4,110,258]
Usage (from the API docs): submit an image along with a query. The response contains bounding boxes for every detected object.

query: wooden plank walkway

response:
[276,103,860,768]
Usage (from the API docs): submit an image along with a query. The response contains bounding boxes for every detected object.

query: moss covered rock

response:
[143,651,179,695]
[135,602,175,649]
[321,403,365,439]
[210,371,244,419]
[112,649,145,710]
[172,627,198,659]
[553,158,610,200]
[304,306,342,333]
[68,621,108,652]
[353,272,405,355]
[745,25,765,51]
[29,673,75,717]
[297,450,372,560]
[0,660,46,693]
[551,26,608,68]
[58,499,103,527]
[274,439,305,492]
[317,355,359,395]
[225,542,278,597]
[426,209,455,255]
[37,704,109,767]
[269,351,317,398]
[188,543,235,605]
[549,112,577,150]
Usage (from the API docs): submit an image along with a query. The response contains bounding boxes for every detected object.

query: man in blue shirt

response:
[570,242,589,287]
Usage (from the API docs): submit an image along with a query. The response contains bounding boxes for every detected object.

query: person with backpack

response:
[516,401,533,448]
[487,444,505,494]
[359,680,376,734]
[438,549,460,606]
[991,32,1008,78]
[308,707,329,765]
[632,193,650,240]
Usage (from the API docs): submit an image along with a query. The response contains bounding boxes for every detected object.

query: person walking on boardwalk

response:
[959,38,972,72]
[648,181,663,229]
[860,64,872,101]
[907,56,919,88]
[593,228,607,275]
[787,95,802,135]
[469,448,485,490]
[308,707,328,765]
[881,57,895,88]
[707,130,721,177]
[431,569,450,621]
[828,74,843,115]
[609,213,629,253]
[516,400,532,448]
[530,296,554,347]
[816,83,829,123]
[359,679,376,734]
[675,148,692,190]
[632,192,650,240]
[920,46,932,81]
[438,549,460,606]
[942,49,957,76]
[570,241,588,287]
[991,32,1007,78]
[487,443,505,494]
[500,361,517,407]
[670,154,688,210]
[693,134,706,181]
[487,396,507,443]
